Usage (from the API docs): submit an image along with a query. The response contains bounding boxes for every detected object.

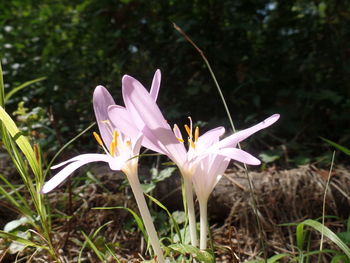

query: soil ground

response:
[1,164,349,262]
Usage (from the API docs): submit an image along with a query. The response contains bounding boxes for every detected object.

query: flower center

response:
[173,117,199,150]
[93,120,131,157]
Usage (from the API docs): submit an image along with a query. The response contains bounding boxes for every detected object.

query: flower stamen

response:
[93,132,103,146]
[194,127,199,142]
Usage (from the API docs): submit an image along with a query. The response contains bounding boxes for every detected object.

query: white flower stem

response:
[183,175,198,248]
[199,199,208,250]
[127,172,165,263]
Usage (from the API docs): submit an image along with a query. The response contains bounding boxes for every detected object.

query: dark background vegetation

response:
[0,0,349,165]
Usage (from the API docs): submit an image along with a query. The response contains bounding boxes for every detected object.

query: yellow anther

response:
[184,124,192,138]
[125,140,131,147]
[190,139,195,149]
[93,132,103,146]
[110,140,116,157]
[113,130,119,143]
[176,137,184,143]
[194,127,199,142]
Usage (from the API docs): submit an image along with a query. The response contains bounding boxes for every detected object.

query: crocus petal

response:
[42,153,112,193]
[196,126,225,152]
[51,153,113,169]
[214,114,280,149]
[150,69,161,101]
[192,154,229,202]
[108,105,140,141]
[132,133,144,156]
[93,86,116,147]
[108,105,167,155]
[122,75,186,164]
[214,148,261,165]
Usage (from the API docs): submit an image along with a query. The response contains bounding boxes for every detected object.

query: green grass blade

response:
[0,106,40,177]
[321,137,350,156]
[105,244,121,263]
[267,253,290,262]
[0,63,4,106]
[78,221,113,262]
[145,193,182,244]
[302,219,350,259]
[0,174,30,209]
[45,122,95,178]
[331,254,350,263]
[296,222,306,250]
[92,206,147,241]
[4,77,46,103]
[81,231,105,262]
[0,230,45,249]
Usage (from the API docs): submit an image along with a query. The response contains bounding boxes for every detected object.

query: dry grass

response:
[1,165,350,262]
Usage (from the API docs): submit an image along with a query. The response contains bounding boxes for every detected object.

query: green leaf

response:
[78,221,113,263]
[168,243,215,263]
[92,206,147,242]
[140,183,156,194]
[81,231,105,262]
[4,77,46,103]
[153,167,176,183]
[259,150,281,163]
[321,137,350,156]
[296,221,306,250]
[337,232,350,245]
[145,193,182,244]
[300,219,350,259]
[0,106,40,177]
[0,230,44,249]
[245,253,290,263]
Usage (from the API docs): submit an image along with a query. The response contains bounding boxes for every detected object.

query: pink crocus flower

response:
[108,70,280,248]
[41,85,143,194]
[41,79,165,262]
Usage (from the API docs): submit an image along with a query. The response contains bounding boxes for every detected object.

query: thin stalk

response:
[183,175,198,248]
[174,23,267,261]
[318,151,336,263]
[127,171,165,263]
[199,199,208,250]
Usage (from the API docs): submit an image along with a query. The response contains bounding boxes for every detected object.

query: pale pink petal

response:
[42,153,112,193]
[215,148,261,165]
[192,154,229,202]
[51,153,112,169]
[196,127,225,151]
[206,156,230,195]
[132,133,144,156]
[93,86,116,147]
[214,114,280,149]
[108,105,140,141]
[122,75,186,164]
[150,69,161,101]
[108,105,167,155]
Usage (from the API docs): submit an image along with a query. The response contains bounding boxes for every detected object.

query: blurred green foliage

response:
[0,0,349,161]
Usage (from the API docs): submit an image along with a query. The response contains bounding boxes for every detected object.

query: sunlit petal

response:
[122,75,186,164]
[150,69,161,101]
[196,126,225,152]
[51,153,112,169]
[93,86,116,147]
[214,114,280,149]
[42,154,112,193]
[215,148,261,165]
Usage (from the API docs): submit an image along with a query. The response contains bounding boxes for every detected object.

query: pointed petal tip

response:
[250,158,261,165]
[122,75,134,83]
[93,85,111,101]
[40,184,51,194]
